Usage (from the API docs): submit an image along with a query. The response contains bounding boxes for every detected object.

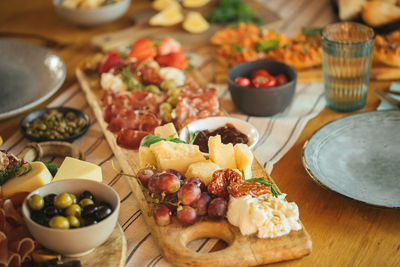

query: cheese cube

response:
[139,146,157,168]
[53,157,102,182]
[154,123,178,139]
[185,160,221,185]
[150,141,206,174]
[234,144,253,179]
[1,162,52,197]
[208,135,237,169]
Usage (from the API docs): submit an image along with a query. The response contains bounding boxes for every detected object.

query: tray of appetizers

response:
[76,37,312,266]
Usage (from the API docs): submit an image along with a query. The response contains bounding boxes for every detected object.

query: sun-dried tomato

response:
[139,66,162,86]
[227,182,270,198]
[207,169,242,199]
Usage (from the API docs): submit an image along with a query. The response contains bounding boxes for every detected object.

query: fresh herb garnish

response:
[140,134,186,147]
[187,129,199,145]
[120,67,142,91]
[255,39,280,52]
[43,161,59,177]
[302,27,322,36]
[231,44,243,53]
[241,170,281,198]
[206,0,261,25]
[0,161,21,186]
[18,163,32,176]
[117,51,127,59]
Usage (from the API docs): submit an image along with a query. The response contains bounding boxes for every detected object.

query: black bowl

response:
[228,59,297,116]
[20,107,90,142]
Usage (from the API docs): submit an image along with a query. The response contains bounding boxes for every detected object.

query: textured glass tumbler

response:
[322,22,375,112]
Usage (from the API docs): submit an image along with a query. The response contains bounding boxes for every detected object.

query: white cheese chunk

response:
[53,157,102,182]
[234,143,253,179]
[154,123,178,139]
[159,67,186,86]
[101,73,127,91]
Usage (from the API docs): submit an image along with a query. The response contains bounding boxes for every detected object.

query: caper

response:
[49,216,70,229]
[28,194,44,211]
[54,193,73,209]
[144,85,161,93]
[67,215,80,228]
[64,204,81,216]
[160,79,176,91]
[79,198,94,207]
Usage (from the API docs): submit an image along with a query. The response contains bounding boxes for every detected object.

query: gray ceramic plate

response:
[302,111,400,208]
[0,39,66,120]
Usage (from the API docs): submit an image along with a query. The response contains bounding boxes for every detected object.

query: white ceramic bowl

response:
[22,179,120,257]
[179,116,259,150]
[53,0,131,27]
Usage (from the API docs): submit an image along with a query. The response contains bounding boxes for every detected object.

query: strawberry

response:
[155,52,187,70]
[128,38,157,61]
[157,38,183,56]
[99,51,124,74]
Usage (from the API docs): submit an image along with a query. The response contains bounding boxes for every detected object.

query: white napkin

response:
[216,82,326,173]
[377,82,400,111]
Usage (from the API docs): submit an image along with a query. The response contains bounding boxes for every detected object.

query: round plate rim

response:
[302,110,400,209]
[0,39,66,120]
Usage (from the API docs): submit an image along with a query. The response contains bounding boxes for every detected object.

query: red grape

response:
[185,177,206,192]
[137,168,155,188]
[157,173,181,194]
[164,169,184,185]
[163,192,178,214]
[177,206,197,226]
[153,204,172,226]
[178,183,201,205]
[192,192,212,216]
[148,173,161,193]
[208,198,227,220]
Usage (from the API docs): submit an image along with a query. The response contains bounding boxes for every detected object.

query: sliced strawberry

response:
[155,52,187,70]
[99,51,124,74]
[128,38,157,61]
[157,38,183,56]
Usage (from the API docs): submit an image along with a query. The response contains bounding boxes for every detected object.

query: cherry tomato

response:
[235,77,251,87]
[250,69,271,79]
[275,74,288,86]
[252,75,277,88]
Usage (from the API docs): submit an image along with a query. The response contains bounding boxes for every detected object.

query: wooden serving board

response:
[76,68,312,266]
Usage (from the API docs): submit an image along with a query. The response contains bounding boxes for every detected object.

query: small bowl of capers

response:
[22,179,120,257]
[20,107,90,142]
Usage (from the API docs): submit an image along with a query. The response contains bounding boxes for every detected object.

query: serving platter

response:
[76,62,312,266]
[0,39,65,120]
[302,110,400,209]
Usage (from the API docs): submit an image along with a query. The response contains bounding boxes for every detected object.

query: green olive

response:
[67,215,80,228]
[144,85,161,93]
[79,198,94,207]
[69,193,77,204]
[159,102,172,112]
[49,216,70,229]
[160,110,172,123]
[64,204,81,216]
[28,194,44,211]
[54,193,73,209]
[167,87,180,97]
[167,96,178,107]
[160,80,176,91]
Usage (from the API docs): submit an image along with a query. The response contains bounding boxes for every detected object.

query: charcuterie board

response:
[76,65,312,266]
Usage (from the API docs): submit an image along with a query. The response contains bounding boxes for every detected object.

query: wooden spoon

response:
[362,1,400,26]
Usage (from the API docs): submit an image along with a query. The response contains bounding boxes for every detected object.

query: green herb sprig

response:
[301,27,322,36]
[255,39,280,52]
[43,161,59,176]
[140,134,186,147]
[206,0,261,26]
[187,130,199,145]
[120,67,142,91]
[241,170,281,198]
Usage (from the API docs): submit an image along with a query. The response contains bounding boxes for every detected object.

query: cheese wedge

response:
[234,144,253,179]
[150,141,206,174]
[139,146,157,168]
[208,135,237,169]
[185,160,220,185]
[1,162,52,197]
[53,157,102,182]
[154,123,178,139]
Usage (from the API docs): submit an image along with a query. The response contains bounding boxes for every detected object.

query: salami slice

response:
[116,129,150,149]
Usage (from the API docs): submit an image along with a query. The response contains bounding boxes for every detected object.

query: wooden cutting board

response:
[76,68,312,266]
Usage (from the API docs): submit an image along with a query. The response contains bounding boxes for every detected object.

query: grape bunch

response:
[137,168,228,227]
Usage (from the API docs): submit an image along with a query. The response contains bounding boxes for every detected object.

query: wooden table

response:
[1,1,399,266]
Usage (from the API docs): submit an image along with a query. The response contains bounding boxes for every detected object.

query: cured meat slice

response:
[138,113,162,132]
[116,129,151,149]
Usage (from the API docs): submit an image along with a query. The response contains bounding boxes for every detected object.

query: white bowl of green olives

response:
[22,179,120,257]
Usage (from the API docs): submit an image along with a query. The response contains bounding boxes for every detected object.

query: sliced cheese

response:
[53,157,102,182]
[208,135,237,169]
[154,123,178,139]
[150,141,206,174]
[1,162,52,197]
[234,143,253,179]
[185,160,220,185]
[139,146,157,169]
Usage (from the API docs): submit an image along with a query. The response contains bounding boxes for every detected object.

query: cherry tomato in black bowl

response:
[234,77,251,87]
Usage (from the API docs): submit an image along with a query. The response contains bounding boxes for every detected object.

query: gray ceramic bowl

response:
[22,179,120,257]
[53,0,131,27]
[228,59,297,116]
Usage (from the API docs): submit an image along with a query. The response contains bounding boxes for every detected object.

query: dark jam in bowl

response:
[193,123,249,153]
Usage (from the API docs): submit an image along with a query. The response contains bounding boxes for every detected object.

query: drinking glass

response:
[321,22,375,112]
